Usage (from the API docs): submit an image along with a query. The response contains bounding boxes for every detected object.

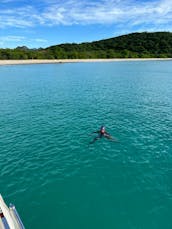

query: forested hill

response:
[1,32,172,59]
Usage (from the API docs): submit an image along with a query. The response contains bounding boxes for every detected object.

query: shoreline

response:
[0,58,172,65]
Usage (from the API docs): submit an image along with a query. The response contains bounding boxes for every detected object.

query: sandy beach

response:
[0,58,172,65]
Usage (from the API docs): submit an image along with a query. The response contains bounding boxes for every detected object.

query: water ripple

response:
[0,62,172,229]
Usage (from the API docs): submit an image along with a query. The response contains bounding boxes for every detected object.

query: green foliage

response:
[0,32,172,59]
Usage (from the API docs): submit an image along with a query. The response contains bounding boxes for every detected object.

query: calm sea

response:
[0,61,172,229]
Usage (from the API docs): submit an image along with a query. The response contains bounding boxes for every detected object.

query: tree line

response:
[0,32,172,59]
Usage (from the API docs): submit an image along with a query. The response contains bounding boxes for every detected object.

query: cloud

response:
[0,35,48,48]
[0,35,25,47]
[0,17,33,28]
[33,38,48,43]
[41,0,126,25]
[0,6,35,28]
[1,0,15,2]
[0,0,172,30]
[0,35,25,42]
[38,0,172,27]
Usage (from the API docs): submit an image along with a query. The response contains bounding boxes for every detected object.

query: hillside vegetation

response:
[0,32,172,59]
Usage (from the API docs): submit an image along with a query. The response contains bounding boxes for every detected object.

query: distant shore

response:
[0,58,172,65]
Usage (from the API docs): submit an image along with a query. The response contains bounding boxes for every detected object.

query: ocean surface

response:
[0,61,172,229]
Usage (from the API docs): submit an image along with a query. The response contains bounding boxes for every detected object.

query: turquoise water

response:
[0,61,172,229]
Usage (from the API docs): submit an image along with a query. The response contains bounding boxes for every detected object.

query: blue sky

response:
[0,0,172,48]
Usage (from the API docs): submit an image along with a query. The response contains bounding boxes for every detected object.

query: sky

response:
[0,0,172,48]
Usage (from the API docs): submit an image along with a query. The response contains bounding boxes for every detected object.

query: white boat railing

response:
[0,195,25,229]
